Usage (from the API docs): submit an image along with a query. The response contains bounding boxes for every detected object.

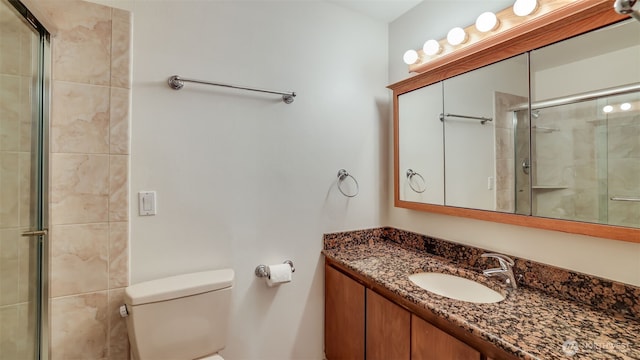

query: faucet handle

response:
[481,253,515,269]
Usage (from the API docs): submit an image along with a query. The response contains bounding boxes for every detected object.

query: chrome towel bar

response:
[168,75,296,104]
[439,112,493,124]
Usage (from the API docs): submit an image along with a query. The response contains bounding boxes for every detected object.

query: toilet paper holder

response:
[255,260,295,279]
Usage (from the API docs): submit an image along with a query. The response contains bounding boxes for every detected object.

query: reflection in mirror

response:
[398,82,444,205]
[523,19,640,228]
[443,54,529,212]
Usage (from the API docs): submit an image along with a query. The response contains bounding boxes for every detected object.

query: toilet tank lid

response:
[125,269,234,306]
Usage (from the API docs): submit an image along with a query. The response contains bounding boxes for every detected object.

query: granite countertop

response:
[323,238,640,360]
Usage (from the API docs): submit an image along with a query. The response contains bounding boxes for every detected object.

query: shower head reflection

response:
[614,0,640,22]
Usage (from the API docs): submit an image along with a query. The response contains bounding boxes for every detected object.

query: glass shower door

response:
[604,91,640,228]
[523,90,640,227]
[0,0,48,359]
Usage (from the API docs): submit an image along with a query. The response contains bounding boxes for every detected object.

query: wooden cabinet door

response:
[411,315,481,360]
[325,264,365,360]
[366,289,410,360]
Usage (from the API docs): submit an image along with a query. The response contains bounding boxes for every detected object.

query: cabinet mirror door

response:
[398,82,444,205]
[526,19,640,228]
[443,54,529,212]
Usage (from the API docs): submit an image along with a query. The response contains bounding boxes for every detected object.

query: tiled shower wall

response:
[38,1,132,359]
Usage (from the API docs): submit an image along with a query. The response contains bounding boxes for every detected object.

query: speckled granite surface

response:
[323,227,640,360]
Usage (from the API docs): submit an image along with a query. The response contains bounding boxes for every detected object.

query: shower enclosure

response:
[514,88,640,228]
[0,0,49,359]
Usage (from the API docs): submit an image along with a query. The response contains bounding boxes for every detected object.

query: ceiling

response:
[326,0,424,23]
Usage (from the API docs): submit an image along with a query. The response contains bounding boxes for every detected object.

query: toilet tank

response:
[124,269,234,360]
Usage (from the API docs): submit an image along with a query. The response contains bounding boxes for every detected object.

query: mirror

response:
[398,82,444,205]
[443,54,528,212]
[524,19,640,227]
[399,55,529,211]
[390,4,640,242]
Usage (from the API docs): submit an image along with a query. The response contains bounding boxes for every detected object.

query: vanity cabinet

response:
[366,289,410,359]
[411,315,480,360]
[324,264,365,360]
[325,262,509,360]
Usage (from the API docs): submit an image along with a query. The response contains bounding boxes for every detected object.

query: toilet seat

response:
[195,354,224,360]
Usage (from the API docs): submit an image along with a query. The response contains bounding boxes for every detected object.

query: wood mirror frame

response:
[388,0,640,243]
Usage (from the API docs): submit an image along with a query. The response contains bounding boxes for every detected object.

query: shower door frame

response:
[5,0,50,359]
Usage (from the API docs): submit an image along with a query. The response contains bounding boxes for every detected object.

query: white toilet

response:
[122,269,234,360]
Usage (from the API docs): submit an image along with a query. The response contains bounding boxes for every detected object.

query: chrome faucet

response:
[481,253,517,289]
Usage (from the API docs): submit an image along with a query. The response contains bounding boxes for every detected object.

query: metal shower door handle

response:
[522,159,530,175]
[21,229,48,237]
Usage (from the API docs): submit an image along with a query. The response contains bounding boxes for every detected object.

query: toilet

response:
[122,269,234,360]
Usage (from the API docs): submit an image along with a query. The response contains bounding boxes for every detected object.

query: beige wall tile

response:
[47,2,112,86]
[0,229,20,306]
[17,235,34,303]
[50,292,108,360]
[19,74,33,153]
[50,153,110,225]
[110,87,130,155]
[19,152,32,228]
[0,7,22,75]
[0,74,21,151]
[108,288,129,360]
[109,155,128,222]
[51,81,110,154]
[0,305,19,360]
[111,9,131,89]
[109,222,128,288]
[17,303,35,360]
[50,223,109,297]
[0,153,19,228]
[42,1,132,359]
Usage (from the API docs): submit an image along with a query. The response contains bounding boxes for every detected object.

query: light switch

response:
[138,191,157,216]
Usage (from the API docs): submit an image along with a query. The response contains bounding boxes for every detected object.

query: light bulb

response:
[423,39,442,56]
[447,27,467,46]
[603,105,614,113]
[403,49,419,65]
[513,0,538,16]
[476,12,499,33]
[620,102,632,111]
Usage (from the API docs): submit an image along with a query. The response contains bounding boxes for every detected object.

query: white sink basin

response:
[408,272,505,304]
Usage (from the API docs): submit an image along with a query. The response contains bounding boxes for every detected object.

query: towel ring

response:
[406,169,426,193]
[337,169,359,197]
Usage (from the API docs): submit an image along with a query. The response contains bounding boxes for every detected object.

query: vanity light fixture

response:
[513,0,538,17]
[402,0,567,71]
[423,39,442,56]
[403,49,420,65]
[475,12,499,32]
[447,27,467,46]
[603,105,614,113]
[620,102,632,111]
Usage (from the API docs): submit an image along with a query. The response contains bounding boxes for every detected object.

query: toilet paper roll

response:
[266,263,292,287]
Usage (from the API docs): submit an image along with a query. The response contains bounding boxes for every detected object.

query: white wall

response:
[388,1,640,286]
[124,1,388,359]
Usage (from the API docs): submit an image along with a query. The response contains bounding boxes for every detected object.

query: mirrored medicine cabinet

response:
[389,2,640,242]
